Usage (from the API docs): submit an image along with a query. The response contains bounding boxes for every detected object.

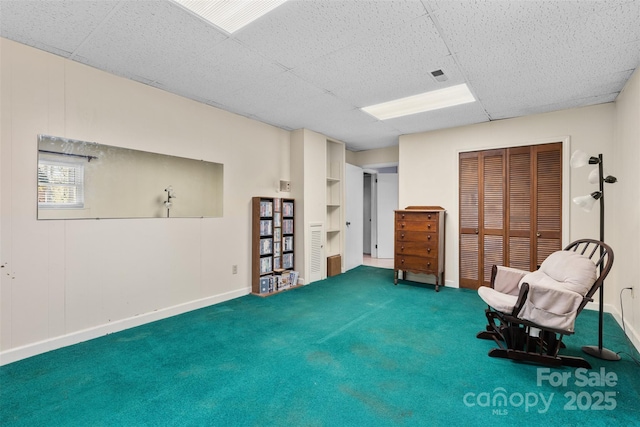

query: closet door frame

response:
[457,137,571,289]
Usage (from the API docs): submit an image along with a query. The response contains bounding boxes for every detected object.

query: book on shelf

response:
[259,219,273,236]
[260,238,272,255]
[259,270,300,295]
[289,271,299,287]
[259,276,271,294]
[273,256,281,270]
[273,241,281,257]
[283,219,293,234]
[274,198,281,212]
[273,269,291,290]
[274,212,281,227]
[283,253,293,269]
[283,202,294,217]
[274,227,281,241]
[259,200,273,217]
[260,257,273,274]
[283,235,293,252]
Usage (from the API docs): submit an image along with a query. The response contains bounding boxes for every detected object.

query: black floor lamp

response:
[570,150,620,361]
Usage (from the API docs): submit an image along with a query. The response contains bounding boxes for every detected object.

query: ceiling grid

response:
[1,0,638,151]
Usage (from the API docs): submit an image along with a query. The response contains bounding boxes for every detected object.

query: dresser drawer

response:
[395,219,438,232]
[395,255,438,273]
[396,230,439,243]
[395,241,439,257]
[396,211,439,222]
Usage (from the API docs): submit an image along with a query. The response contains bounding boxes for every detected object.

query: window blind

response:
[37,160,84,208]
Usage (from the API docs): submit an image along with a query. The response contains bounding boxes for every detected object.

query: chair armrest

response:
[516,281,585,333]
[491,265,529,296]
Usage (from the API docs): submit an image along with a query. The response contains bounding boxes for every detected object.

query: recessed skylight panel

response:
[362,84,476,120]
[174,0,288,34]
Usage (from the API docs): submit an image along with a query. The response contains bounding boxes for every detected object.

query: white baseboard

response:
[0,287,250,366]
[444,279,458,288]
[584,301,640,355]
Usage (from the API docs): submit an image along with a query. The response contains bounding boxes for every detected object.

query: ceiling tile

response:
[0,0,119,57]
[72,1,228,83]
[157,39,287,105]
[233,0,429,69]
[211,70,328,122]
[291,15,457,106]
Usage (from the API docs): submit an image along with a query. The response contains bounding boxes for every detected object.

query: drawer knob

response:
[428,214,432,219]
[401,222,406,228]
[401,233,405,238]
[401,246,405,251]
[427,224,431,229]
[427,262,431,267]
[427,235,431,240]
[427,247,431,253]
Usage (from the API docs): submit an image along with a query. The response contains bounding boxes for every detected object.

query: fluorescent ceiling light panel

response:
[362,84,476,120]
[174,0,288,34]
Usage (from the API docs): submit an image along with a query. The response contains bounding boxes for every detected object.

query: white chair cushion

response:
[478,286,519,314]
[493,266,529,296]
[517,282,584,332]
[538,250,597,295]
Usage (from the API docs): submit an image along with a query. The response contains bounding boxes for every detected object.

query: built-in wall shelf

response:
[326,140,344,264]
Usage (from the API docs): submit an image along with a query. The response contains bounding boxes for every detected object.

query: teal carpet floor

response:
[1,266,639,426]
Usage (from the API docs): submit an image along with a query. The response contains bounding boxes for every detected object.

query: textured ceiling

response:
[1,0,638,151]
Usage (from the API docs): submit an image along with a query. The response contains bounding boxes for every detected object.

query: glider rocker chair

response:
[476,239,614,369]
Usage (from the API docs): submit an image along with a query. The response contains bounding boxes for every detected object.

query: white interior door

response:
[363,174,372,255]
[345,163,363,271]
[375,173,398,258]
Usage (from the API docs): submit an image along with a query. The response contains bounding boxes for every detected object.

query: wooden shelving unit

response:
[251,196,300,296]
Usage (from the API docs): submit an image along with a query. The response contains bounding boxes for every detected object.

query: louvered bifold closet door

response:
[459,143,562,289]
[459,152,480,288]
[534,143,562,267]
[482,151,506,286]
[507,147,533,271]
[459,150,506,289]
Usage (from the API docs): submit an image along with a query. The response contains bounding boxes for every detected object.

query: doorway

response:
[361,167,398,268]
[345,164,398,270]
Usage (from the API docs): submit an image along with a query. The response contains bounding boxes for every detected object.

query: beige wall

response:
[399,103,615,288]
[346,145,399,168]
[0,39,291,362]
[290,129,332,283]
[613,68,640,350]
[399,97,639,348]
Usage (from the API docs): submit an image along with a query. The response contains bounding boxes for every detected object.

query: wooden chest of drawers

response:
[394,206,446,291]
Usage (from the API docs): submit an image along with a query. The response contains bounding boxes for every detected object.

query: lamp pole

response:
[581,154,620,361]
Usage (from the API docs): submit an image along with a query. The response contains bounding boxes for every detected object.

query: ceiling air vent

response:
[431,69,448,82]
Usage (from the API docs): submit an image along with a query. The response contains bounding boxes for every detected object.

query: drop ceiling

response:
[1,0,638,151]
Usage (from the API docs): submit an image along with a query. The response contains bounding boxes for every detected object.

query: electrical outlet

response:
[232,265,238,275]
